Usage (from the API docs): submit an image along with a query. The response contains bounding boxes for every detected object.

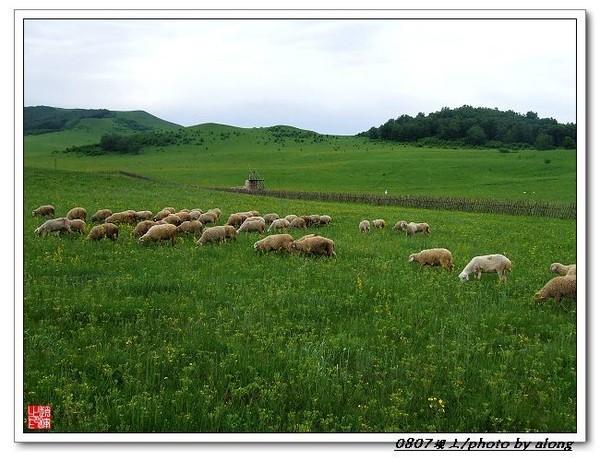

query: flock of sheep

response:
[360,217,576,304]
[31,204,576,304]
[31,204,336,258]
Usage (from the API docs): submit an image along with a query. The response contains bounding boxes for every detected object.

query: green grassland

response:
[23,166,577,433]
[22,114,578,434]
[25,123,576,203]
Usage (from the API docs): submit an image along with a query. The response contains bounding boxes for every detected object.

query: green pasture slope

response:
[25,122,576,203]
[23,167,577,433]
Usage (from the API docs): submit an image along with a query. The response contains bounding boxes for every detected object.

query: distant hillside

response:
[24,105,182,135]
[359,105,577,150]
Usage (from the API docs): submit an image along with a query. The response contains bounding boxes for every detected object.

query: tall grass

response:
[22,168,577,433]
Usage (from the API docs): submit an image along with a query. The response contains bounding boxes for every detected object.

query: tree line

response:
[358,105,576,150]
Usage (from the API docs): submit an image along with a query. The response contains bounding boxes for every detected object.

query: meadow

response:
[24,123,576,203]
[22,164,577,433]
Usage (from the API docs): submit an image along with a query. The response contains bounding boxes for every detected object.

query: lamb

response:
[68,219,86,234]
[400,221,430,237]
[372,219,385,229]
[253,234,294,253]
[291,235,336,257]
[459,254,513,282]
[91,209,113,222]
[177,220,204,236]
[359,220,370,233]
[131,220,158,237]
[550,262,577,276]
[32,205,55,218]
[138,223,178,245]
[196,225,236,245]
[535,275,577,304]
[237,218,265,234]
[267,218,290,232]
[409,248,454,271]
[106,210,137,225]
[87,223,119,241]
[34,217,71,236]
[66,207,87,221]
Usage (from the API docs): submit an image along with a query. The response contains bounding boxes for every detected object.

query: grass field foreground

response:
[22,168,577,433]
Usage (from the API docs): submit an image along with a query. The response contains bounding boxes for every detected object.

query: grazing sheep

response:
[196,225,236,245]
[66,207,87,221]
[163,214,183,225]
[291,235,336,257]
[459,254,513,282]
[284,214,298,223]
[237,218,265,234]
[400,221,430,237]
[254,234,294,253]
[319,215,332,226]
[131,220,158,237]
[268,218,290,232]
[372,219,385,229]
[263,213,279,225]
[409,248,454,271]
[154,209,173,221]
[177,220,204,236]
[87,223,119,241]
[392,220,407,231]
[189,209,203,220]
[106,210,137,225]
[138,223,178,245]
[550,262,577,276]
[206,208,222,219]
[359,220,370,233]
[198,211,219,225]
[226,213,247,228]
[175,211,191,222]
[32,205,55,218]
[91,209,113,222]
[34,217,71,236]
[134,210,154,221]
[68,219,86,234]
[535,275,577,304]
[289,217,307,229]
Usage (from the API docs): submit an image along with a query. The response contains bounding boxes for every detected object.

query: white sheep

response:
[392,220,407,231]
[32,205,55,218]
[237,218,265,234]
[91,209,113,222]
[319,215,332,226]
[138,223,178,245]
[550,262,577,276]
[400,221,430,237]
[409,248,454,271]
[459,254,513,282]
[267,218,290,232]
[359,220,370,233]
[34,217,71,236]
[535,275,577,304]
[253,234,294,253]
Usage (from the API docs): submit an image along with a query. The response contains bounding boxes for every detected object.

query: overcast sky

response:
[23,17,577,135]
